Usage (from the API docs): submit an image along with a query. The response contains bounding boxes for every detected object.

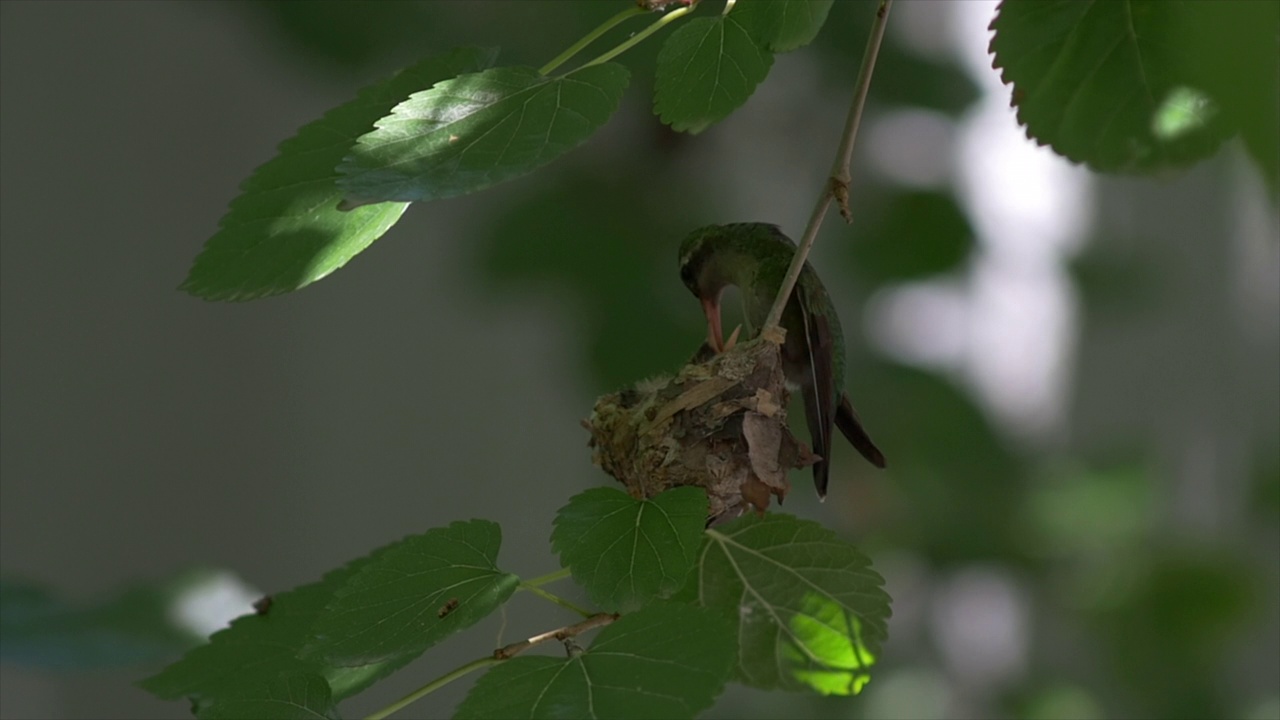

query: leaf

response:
[1,570,235,669]
[735,0,835,52]
[654,15,774,134]
[695,513,890,695]
[551,487,707,613]
[455,603,735,720]
[990,0,1234,174]
[140,535,455,705]
[181,46,497,301]
[304,519,518,667]
[336,63,630,205]
[1165,1,1280,194]
[198,673,339,720]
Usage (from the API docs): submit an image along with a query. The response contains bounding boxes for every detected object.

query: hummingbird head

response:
[678,225,735,352]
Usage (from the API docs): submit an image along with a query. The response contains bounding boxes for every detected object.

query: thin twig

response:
[362,613,619,720]
[493,612,619,660]
[579,3,697,69]
[518,581,594,618]
[363,656,501,720]
[762,0,893,332]
[521,567,572,588]
[539,5,647,76]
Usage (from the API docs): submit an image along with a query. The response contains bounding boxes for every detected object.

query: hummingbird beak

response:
[701,294,724,353]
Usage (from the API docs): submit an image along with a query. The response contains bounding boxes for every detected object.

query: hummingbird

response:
[678,222,886,498]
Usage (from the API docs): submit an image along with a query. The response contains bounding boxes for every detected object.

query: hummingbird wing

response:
[796,296,838,498]
[836,394,887,469]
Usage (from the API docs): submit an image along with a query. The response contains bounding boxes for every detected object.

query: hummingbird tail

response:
[801,383,833,498]
[836,394,887,469]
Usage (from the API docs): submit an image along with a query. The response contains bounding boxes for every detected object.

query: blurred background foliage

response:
[1,2,1276,719]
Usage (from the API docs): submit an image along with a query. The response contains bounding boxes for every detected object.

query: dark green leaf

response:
[552,487,707,612]
[990,0,1233,174]
[735,0,835,52]
[304,520,518,667]
[1,570,228,669]
[1166,1,1280,194]
[336,63,630,205]
[199,673,339,720]
[181,47,497,301]
[695,513,890,695]
[455,603,735,720]
[140,541,435,704]
[847,190,974,283]
[654,16,774,134]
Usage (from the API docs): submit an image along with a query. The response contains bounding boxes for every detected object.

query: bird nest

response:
[584,327,817,526]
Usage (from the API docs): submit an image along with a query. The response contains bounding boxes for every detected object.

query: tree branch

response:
[762,0,893,332]
[493,612,619,660]
[363,613,619,720]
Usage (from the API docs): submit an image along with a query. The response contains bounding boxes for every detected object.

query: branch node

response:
[831,176,853,224]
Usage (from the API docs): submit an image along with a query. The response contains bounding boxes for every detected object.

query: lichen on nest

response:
[584,327,817,526]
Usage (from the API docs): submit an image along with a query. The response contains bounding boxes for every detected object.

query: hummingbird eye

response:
[679,264,696,292]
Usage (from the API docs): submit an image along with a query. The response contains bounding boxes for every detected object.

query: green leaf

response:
[654,15,774,134]
[455,603,735,720]
[990,0,1233,174]
[140,540,439,705]
[198,673,339,720]
[304,519,518,667]
[1165,1,1280,194]
[696,513,890,695]
[735,0,835,52]
[1,570,230,669]
[181,46,497,301]
[336,63,630,205]
[551,487,707,613]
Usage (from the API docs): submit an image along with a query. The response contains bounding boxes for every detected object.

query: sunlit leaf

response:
[304,519,518,667]
[454,604,735,719]
[552,487,707,612]
[990,0,1232,173]
[695,513,890,695]
[181,46,496,301]
[654,15,773,134]
[336,63,630,205]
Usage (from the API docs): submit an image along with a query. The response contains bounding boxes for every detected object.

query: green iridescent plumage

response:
[678,222,886,497]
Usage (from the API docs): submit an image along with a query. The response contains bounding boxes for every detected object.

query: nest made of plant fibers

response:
[585,327,817,526]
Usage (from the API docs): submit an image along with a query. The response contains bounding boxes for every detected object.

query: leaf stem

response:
[580,3,698,69]
[539,6,647,76]
[361,613,619,719]
[518,581,594,618]
[363,656,500,720]
[521,567,572,588]
[761,0,893,332]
